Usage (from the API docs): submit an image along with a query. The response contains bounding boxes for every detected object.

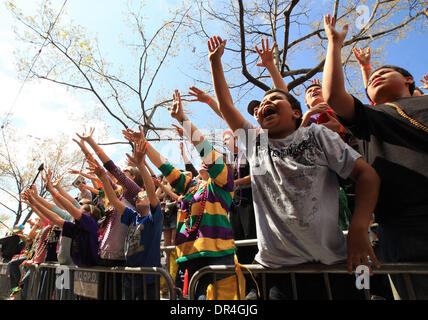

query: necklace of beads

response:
[184,182,208,233]
[33,225,54,260]
[232,153,242,207]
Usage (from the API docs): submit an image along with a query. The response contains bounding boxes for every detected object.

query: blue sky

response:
[0,0,427,229]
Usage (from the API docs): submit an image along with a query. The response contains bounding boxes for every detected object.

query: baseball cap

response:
[247,100,261,116]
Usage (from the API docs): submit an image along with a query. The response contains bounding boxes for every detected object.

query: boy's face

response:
[135,191,150,212]
[367,68,414,103]
[305,85,324,108]
[254,92,301,138]
[223,133,235,152]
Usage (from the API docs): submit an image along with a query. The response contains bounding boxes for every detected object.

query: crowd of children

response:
[1,12,428,300]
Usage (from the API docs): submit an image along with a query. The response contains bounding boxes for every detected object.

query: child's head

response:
[223,130,237,153]
[304,84,324,108]
[135,190,150,216]
[366,65,415,104]
[413,87,424,96]
[254,88,302,138]
[81,204,102,222]
[124,166,144,188]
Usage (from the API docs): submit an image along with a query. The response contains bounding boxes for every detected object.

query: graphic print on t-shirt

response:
[125,223,145,257]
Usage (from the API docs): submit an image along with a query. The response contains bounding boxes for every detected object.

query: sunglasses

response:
[133,193,148,202]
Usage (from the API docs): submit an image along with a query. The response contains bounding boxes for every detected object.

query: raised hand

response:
[152,176,161,188]
[42,169,55,193]
[86,157,105,178]
[72,138,86,150]
[52,175,63,189]
[420,74,428,90]
[22,186,37,204]
[188,86,212,104]
[208,36,227,62]
[255,38,277,69]
[122,124,146,144]
[172,124,184,137]
[324,14,348,45]
[311,78,322,85]
[76,127,95,142]
[126,138,148,167]
[353,47,371,67]
[168,89,186,122]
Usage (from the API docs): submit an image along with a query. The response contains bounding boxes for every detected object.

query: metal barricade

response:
[188,262,428,300]
[18,263,176,300]
[0,262,10,299]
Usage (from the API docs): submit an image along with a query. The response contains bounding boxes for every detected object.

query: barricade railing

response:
[14,263,176,300]
[0,262,10,299]
[188,263,428,300]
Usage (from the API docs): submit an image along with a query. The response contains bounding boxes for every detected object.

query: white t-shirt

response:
[237,122,361,268]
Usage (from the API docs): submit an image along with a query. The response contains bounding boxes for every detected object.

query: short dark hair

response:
[366,65,415,103]
[81,204,102,223]
[304,83,322,95]
[247,100,261,116]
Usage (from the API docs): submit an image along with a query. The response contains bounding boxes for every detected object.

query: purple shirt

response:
[103,160,141,207]
[62,213,99,267]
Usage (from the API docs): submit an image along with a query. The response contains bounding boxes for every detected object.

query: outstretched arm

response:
[76,128,142,203]
[42,170,83,221]
[87,157,126,215]
[255,38,288,92]
[126,140,159,208]
[52,176,79,206]
[353,47,372,89]
[154,177,179,201]
[69,169,102,189]
[23,195,48,225]
[123,125,194,195]
[322,14,355,121]
[188,86,224,119]
[209,36,247,132]
[23,189,64,228]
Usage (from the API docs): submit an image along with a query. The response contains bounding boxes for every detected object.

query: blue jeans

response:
[377,222,428,300]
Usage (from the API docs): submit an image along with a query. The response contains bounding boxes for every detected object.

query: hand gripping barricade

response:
[188,261,428,300]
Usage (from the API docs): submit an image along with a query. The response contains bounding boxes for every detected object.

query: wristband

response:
[96,148,103,155]
[53,193,60,199]
[207,97,213,105]
[361,64,371,70]
[144,142,151,149]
